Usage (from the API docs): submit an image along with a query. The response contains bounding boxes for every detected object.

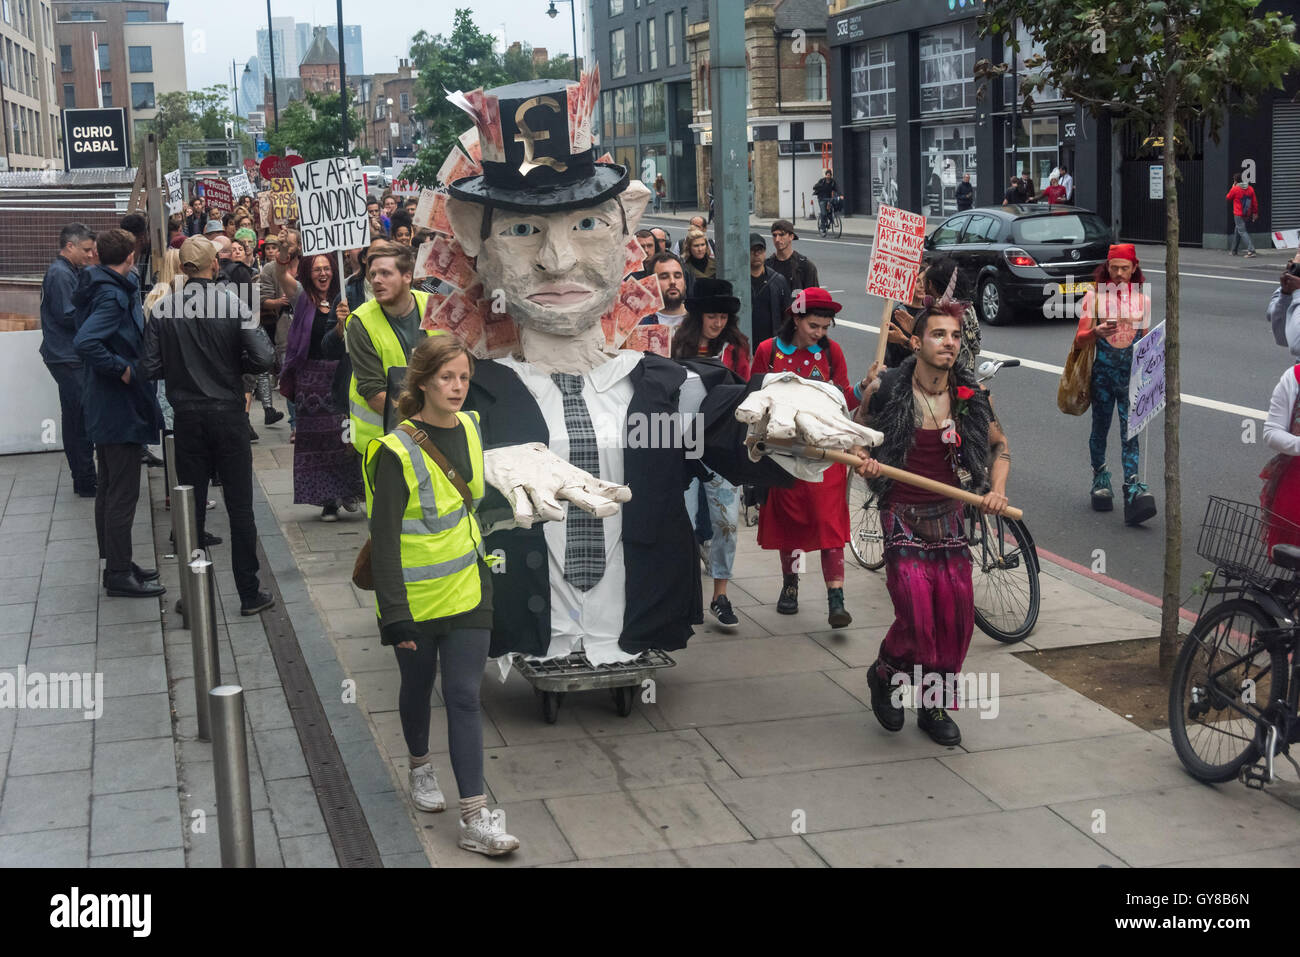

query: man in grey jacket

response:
[1266,251,1300,358]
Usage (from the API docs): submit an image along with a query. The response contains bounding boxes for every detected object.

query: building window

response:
[125,9,149,21]
[804,52,826,101]
[698,62,709,111]
[1004,114,1060,187]
[919,21,976,114]
[614,85,635,138]
[131,81,154,109]
[640,81,664,134]
[97,42,108,70]
[635,22,643,73]
[601,90,613,140]
[849,38,895,120]
[62,83,74,108]
[65,9,94,20]
[608,0,623,15]
[610,29,626,78]
[400,91,409,112]
[58,43,71,71]
[1,0,8,24]
[101,80,111,107]
[1002,20,1060,105]
[920,122,976,216]
[665,11,676,66]
[647,17,657,71]
[128,45,151,72]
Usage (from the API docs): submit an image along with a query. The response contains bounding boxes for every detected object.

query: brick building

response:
[297,26,339,95]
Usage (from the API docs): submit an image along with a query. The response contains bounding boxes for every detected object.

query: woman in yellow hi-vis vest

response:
[363,335,519,857]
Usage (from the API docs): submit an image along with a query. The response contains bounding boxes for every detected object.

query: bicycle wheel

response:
[818,214,830,238]
[847,473,886,571]
[1168,599,1287,783]
[832,211,843,238]
[967,506,1040,642]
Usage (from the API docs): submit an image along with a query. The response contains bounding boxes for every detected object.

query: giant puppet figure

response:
[439,79,880,664]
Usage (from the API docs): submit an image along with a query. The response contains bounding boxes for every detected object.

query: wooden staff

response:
[873,297,894,368]
[750,435,1023,521]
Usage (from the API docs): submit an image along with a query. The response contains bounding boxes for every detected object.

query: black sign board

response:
[62,108,130,170]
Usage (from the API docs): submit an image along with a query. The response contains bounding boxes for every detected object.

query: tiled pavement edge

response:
[250,402,1298,868]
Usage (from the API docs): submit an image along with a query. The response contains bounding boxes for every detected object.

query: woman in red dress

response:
[751,288,871,627]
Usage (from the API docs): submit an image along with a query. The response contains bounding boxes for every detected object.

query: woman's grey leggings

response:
[393,627,490,797]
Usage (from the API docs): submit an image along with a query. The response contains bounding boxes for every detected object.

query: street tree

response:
[141,86,254,171]
[264,90,367,162]
[978,0,1300,675]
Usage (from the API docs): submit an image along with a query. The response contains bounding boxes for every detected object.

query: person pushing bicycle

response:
[813,171,839,230]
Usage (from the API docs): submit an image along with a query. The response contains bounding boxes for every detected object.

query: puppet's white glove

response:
[483,442,632,528]
[735,373,884,481]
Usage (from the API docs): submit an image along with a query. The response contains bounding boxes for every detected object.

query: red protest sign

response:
[865,205,927,303]
[198,177,234,215]
[258,154,304,181]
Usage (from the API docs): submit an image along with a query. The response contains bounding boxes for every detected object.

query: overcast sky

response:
[169,0,589,91]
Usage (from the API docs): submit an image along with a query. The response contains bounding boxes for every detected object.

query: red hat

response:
[1107,243,1138,265]
[786,286,842,317]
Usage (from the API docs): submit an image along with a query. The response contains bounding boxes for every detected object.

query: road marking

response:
[1143,268,1278,285]
[835,318,1268,420]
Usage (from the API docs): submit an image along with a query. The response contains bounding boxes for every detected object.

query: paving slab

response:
[91,738,178,795]
[644,671,865,730]
[89,848,186,868]
[667,634,844,683]
[0,825,89,867]
[0,769,91,834]
[92,692,174,743]
[264,775,329,839]
[418,797,577,868]
[6,721,93,776]
[951,687,1139,752]
[98,653,168,698]
[545,782,752,859]
[89,787,184,857]
[557,835,827,867]
[29,611,98,648]
[804,805,1126,867]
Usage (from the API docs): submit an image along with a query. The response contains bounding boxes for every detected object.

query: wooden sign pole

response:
[874,297,895,368]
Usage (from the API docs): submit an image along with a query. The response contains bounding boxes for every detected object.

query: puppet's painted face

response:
[475,199,626,336]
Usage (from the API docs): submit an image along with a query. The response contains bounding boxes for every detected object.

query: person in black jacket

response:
[748,232,790,346]
[72,228,166,598]
[142,236,277,616]
[41,222,99,497]
[955,174,974,212]
[767,219,819,292]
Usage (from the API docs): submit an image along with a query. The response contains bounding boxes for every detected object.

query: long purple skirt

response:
[292,358,363,507]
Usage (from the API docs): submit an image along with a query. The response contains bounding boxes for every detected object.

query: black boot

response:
[916,706,962,746]
[102,562,158,587]
[104,571,166,599]
[1089,465,1113,512]
[827,587,852,628]
[1123,477,1157,526]
[776,574,799,614]
[263,406,285,426]
[866,664,905,732]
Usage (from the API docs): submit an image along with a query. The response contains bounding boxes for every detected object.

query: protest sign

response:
[269,178,297,222]
[198,177,233,216]
[1128,320,1166,437]
[865,204,927,365]
[228,171,254,199]
[164,170,183,215]
[1271,229,1300,249]
[390,155,418,196]
[259,154,304,181]
[291,156,368,256]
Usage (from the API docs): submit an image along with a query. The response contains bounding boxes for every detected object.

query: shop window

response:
[640,82,665,134]
[849,38,895,120]
[919,21,976,114]
[920,123,977,217]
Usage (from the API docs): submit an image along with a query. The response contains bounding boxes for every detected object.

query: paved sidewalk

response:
[2,417,1297,867]
[252,415,1298,867]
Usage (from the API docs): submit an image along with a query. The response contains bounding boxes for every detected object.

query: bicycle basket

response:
[1195,496,1300,588]
[833,196,845,211]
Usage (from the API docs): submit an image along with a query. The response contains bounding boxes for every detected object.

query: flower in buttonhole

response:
[954,384,975,422]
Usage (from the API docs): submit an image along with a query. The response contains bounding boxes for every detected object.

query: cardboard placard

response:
[270,177,298,223]
[164,169,183,215]
[198,177,234,216]
[1128,320,1166,437]
[865,205,927,303]
[228,172,254,199]
[290,156,368,256]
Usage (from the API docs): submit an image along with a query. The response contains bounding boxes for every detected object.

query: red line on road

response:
[1036,546,1199,624]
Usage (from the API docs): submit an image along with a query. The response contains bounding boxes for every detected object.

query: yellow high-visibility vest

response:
[363,413,489,622]
[346,291,432,455]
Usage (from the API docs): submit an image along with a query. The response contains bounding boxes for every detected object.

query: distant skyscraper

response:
[256,16,297,79]
[295,22,311,66]
[323,24,364,76]
[238,55,262,116]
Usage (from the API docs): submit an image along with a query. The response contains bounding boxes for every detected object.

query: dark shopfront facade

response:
[827,0,1300,247]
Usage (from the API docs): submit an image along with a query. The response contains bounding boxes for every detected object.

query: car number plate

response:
[1058,282,1092,295]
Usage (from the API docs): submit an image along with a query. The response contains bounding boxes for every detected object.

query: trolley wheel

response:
[541,691,564,724]
[611,685,635,717]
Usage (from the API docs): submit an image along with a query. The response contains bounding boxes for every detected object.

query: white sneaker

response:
[459,808,520,856]
[409,762,445,812]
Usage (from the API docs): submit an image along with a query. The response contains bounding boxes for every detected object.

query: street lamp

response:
[545,0,580,81]
[386,97,394,167]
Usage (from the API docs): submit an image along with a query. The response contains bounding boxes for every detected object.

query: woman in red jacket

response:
[751,287,869,627]
[672,278,751,627]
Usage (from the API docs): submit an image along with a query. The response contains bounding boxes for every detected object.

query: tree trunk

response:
[1159,99,1183,679]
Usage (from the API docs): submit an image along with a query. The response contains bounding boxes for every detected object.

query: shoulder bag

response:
[352,421,475,591]
[1057,333,1096,416]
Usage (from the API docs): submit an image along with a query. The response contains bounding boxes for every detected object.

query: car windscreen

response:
[1012,213,1110,245]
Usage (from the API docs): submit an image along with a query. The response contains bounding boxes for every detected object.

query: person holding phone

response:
[1074,244,1156,525]
[1265,251,1300,359]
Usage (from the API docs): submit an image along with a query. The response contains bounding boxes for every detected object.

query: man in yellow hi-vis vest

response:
[344,240,432,461]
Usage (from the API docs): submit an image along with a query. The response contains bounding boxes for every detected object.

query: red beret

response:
[1107,243,1138,265]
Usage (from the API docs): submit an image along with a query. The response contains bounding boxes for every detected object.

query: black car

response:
[921,204,1114,325]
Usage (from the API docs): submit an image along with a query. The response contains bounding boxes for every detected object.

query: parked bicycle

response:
[848,357,1040,643]
[817,196,843,239]
[1169,496,1300,788]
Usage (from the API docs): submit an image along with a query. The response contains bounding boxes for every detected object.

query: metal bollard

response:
[210,685,256,868]
[188,558,222,742]
[162,433,176,509]
[172,484,197,629]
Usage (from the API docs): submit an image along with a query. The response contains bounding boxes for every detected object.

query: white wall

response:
[123,22,187,138]
[777,153,829,222]
[0,331,63,454]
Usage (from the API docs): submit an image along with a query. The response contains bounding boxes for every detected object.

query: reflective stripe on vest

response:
[389,427,468,536]
[347,291,431,455]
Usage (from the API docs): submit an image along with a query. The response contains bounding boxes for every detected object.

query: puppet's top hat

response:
[448,79,628,214]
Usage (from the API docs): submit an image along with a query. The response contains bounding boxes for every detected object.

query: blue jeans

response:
[1231,214,1256,254]
[685,473,740,580]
